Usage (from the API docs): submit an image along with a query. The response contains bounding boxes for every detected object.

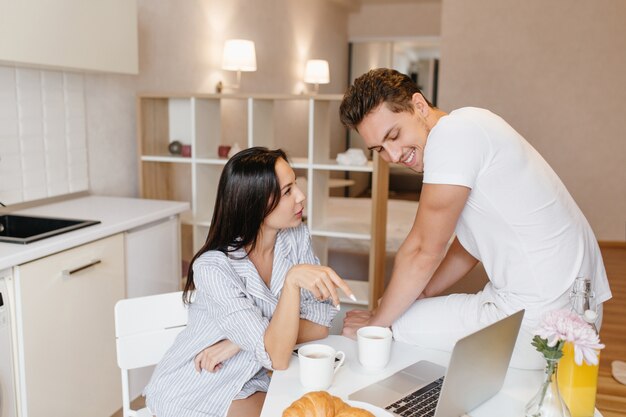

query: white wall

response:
[439,0,626,241]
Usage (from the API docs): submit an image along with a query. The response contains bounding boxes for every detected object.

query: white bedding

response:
[324,197,417,253]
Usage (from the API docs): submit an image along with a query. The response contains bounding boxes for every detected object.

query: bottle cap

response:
[584,309,598,324]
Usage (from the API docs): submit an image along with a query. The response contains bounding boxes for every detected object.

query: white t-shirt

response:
[423,107,611,322]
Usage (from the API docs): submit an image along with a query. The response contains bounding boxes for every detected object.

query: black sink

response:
[0,214,101,244]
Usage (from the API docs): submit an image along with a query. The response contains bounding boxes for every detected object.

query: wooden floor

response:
[596,245,626,417]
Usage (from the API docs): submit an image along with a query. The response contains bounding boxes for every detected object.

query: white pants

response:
[391,291,604,370]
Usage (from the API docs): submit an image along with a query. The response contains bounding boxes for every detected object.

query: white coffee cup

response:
[298,343,346,390]
[357,326,393,370]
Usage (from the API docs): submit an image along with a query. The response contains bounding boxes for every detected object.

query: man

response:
[340,68,611,369]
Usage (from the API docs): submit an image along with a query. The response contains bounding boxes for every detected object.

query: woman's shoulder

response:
[194,249,230,266]
[192,250,246,288]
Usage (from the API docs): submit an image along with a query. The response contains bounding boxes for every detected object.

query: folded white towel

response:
[336,148,367,166]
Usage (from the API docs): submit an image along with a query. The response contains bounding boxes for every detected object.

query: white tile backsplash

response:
[22,184,48,201]
[0,137,20,155]
[19,135,44,153]
[0,152,22,173]
[0,65,89,204]
[0,119,19,136]
[0,189,23,205]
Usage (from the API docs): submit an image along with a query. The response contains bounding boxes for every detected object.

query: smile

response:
[401,149,416,165]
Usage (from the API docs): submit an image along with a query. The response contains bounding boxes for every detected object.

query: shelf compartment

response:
[137,97,171,158]
[341,279,369,306]
[272,99,309,159]
[311,237,369,306]
[311,160,373,172]
[140,160,192,207]
[290,156,309,169]
[193,97,222,159]
[194,164,223,225]
[195,158,228,166]
[141,155,193,163]
[310,228,370,240]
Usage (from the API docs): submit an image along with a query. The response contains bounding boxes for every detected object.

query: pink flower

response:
[535,309,605,366]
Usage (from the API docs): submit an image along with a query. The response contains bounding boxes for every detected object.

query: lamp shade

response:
[222,39,257,72]
[304,59,330,84]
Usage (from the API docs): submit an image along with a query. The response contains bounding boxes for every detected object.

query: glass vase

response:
[557,342,599,417]
[525,358,572,417]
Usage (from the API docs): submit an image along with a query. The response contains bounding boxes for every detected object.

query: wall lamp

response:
[216,39,257,93]
[304,59,330,94]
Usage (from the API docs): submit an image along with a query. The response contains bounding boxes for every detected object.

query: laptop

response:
[349,309,525,417]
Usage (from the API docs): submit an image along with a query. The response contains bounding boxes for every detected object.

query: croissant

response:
[282,391,375,417]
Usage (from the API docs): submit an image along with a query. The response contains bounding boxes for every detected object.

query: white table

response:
[261,335,602,417]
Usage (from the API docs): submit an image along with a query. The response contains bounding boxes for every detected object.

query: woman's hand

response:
[285,264,354,308]
[194,339,241,373]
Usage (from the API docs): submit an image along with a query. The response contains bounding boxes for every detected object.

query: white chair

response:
[114,291,188,417]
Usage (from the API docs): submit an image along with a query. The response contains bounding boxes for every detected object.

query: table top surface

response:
[261,335,602,417]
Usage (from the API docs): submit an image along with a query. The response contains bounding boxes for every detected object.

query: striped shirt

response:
[144,224,336,417]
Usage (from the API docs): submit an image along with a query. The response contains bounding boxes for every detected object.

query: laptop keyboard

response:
[385,377,444,417]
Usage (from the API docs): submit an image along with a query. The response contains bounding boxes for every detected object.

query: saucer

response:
[347,400,393,417]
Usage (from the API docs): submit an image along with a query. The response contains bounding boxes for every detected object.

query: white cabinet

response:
[0,0,138,74]
[125,215,181,298]
[125,215,181,399]
[0,269,18,417]
[14,234,125,417]
[137,94,389,307]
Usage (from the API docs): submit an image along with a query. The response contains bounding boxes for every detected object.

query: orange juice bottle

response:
[557,277,599,417]
[557,341,599,417]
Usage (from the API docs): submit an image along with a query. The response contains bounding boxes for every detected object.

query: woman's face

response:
[263,158,306,231]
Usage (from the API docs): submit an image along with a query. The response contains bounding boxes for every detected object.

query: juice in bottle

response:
[557,341,599,417]
[557,277,600,417]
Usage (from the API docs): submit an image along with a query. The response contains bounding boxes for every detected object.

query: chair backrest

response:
[114,291,188,416]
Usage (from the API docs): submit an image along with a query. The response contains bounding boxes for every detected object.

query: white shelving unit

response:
[136,93,389,307]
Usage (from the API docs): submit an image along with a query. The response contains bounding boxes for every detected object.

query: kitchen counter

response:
[0,195,189,270]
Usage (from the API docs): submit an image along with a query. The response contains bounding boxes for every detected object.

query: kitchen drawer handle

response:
[62,259,102,278]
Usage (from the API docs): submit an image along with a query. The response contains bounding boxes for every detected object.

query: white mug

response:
[298,343,346,390]
[357,326,393,370]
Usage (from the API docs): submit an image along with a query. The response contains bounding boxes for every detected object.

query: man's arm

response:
[344,184,470,335]
[421,237,479,298]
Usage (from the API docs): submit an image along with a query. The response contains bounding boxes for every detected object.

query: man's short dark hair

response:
[339,68,433,130]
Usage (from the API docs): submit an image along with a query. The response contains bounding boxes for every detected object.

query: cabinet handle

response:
[62,259,102,278]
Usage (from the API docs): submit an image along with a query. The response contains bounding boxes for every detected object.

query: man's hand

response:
[341,309,375,339]
[194,339,241,373]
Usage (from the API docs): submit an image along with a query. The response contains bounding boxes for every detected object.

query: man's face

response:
[357,101,430,173]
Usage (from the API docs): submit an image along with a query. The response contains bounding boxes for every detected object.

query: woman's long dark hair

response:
[183,147,288,303]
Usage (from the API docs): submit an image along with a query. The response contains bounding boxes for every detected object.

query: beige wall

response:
[85,0,350,197]
[349,0,442,39]
[439,0,626,241]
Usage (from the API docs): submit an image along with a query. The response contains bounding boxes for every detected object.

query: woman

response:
[144,147,353,417]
